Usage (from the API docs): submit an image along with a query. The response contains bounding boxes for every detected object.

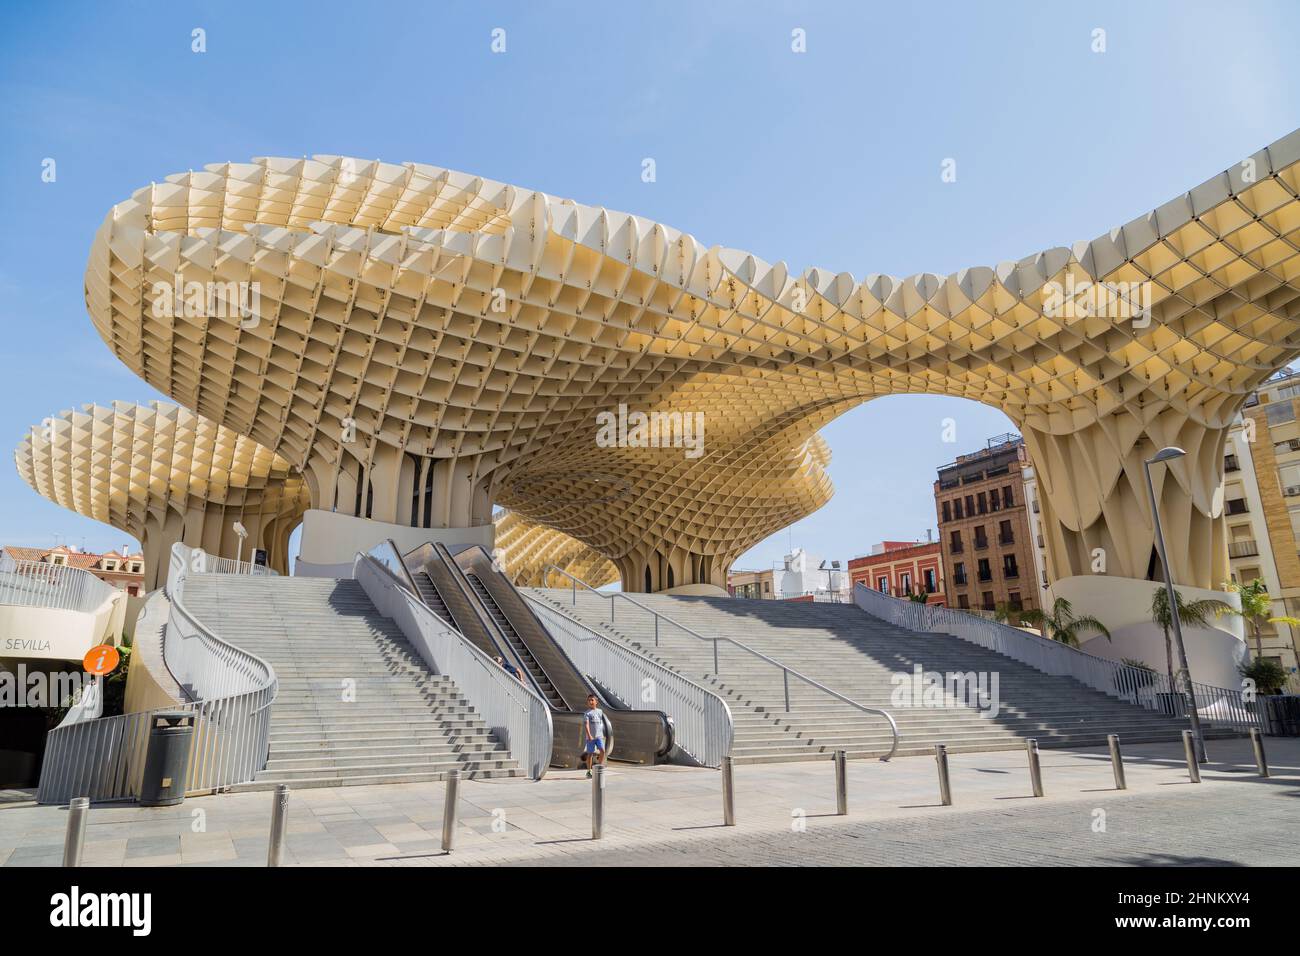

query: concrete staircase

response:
[182,574,522,788]
[531,589,1232,764]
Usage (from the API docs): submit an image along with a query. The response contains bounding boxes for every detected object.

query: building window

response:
[954,499,963,519]
[950,530,963,553]
[1266,402,1296,426]
[942,500,951,522]
[102,559,118,571]
[974,527,988,550]
[977,492,987,514]
[958,594,970,609]
[953,562,967,586]
[1008,590,1022,610]
[965,495,975,515]
[1003,554,1019,578]
[1002,486,1014,508]
[1226,498,1249,515]
[977,558,992,582]
[924,568,937,593]
[998,519,1013,545]
[900,572,912,595]
[990,492,1000,512]
[981,591,995,611]
[877,576,888,593]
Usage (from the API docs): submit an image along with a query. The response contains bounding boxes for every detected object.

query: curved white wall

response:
[1051,575,1247,689]
[297,509,495,568]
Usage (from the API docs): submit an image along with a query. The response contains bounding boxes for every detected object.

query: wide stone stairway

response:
[531,589,1231,763]
[182,574,522,788]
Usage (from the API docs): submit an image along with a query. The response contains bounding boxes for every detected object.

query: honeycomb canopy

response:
[74,128,1300,590]
[15,400,308,586]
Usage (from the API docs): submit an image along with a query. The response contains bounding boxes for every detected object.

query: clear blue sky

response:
[2,0,1298,571]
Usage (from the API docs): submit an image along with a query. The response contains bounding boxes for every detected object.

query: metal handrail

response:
[539,564,900,759]
[524,591,735,767]
[36,544,279,804]
[355,543,554,779]
[853,582,1260,732]
[0,554,121,614]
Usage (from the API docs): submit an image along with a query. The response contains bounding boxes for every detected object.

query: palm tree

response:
[1149,587,1233,687]
[1019,597,1111,647]
[1225,578,1300,661]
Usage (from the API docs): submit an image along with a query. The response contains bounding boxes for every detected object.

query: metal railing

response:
[540,565,900,759]
[353,541,553,779]
[525,592,734,767]
[0,553,121,614]
[192,553,278,576]
[853,582,1259,732]
[36,544,278,804]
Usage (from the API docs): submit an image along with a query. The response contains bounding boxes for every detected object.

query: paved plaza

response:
[1,736,1295,867]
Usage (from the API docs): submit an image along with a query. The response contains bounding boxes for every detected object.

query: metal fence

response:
[0,553,120,614]
[853,582,1259,731]
[525,593,734,767]
[353,542,554,779]
[36,544,278,804]
[189,552,278,576]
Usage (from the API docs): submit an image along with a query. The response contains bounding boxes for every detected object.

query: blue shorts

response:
[584,738,605,754]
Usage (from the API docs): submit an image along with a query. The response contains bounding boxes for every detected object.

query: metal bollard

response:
[1026,738,1044,797]
[63,797,89,867]
[267,784,289,867]
[1182,730,1201,784]
[441,769,461,852]
[1250,728,1270,778]
[592,764,605,839]
[935,744,952,806]
[721,756,736,826]
[834,750,848,815]
[1108,734,1127,790]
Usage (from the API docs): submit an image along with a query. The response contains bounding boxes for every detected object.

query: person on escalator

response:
[494,655,525,683]
[583,693,607,778]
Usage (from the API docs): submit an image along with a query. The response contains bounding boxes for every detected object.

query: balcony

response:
[1004,567,1020,579]
[1228,539,1260,558]
[998,533,1014,546]
[953,574,968,586]
[974,538,989,551]
[949,543,964,554]
[978,570,993,582]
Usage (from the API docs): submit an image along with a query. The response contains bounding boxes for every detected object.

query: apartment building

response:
[933,434,1041,615]
[1225,369,1300,675]
[848,540,944,605]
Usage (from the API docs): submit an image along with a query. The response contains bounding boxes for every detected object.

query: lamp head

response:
[1147,446,1186,465]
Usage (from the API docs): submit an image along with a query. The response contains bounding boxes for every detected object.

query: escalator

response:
[400,541,674,769]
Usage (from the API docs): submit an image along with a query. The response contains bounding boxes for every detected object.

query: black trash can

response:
[140,711,195,807]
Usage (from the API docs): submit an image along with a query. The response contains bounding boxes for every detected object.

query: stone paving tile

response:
[125,835,180,859]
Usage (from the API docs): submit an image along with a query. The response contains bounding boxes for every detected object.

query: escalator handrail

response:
[432,542,557,707]
[540,564,900,760]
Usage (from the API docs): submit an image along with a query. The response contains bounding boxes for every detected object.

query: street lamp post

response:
[1142,446,1207,762]
[232,521,248,574]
